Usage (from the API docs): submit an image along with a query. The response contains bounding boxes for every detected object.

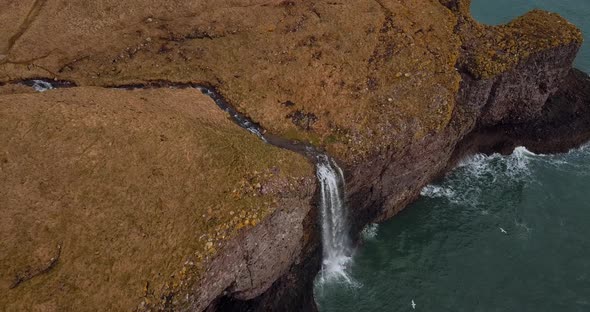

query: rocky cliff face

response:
[1,0,589,311]
[348,0,585,233]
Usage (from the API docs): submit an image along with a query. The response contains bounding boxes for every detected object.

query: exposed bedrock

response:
[450,69,590,165]
[348,47,589,234]
[1,0,589,311]
[347,1,586,235]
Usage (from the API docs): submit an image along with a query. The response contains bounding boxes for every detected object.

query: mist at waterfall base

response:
[316,145,590,311]
[315,1,590,311]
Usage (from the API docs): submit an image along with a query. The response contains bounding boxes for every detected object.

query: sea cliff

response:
[1,0,589,311]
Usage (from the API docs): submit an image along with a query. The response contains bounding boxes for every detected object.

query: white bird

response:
[500,227,508,234]
[411,299,416,309]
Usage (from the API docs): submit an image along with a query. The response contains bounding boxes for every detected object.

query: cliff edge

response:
[0,87,316,311]
[1,0,589,311]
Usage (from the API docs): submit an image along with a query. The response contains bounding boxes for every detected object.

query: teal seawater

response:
[315,2,590,311]
[470,0,589,73]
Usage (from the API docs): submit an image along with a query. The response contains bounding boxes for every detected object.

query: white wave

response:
[503,147,533,178]
[456,153,490,170]
[422,146,538,208]
[420,184,456,199]
[361,223,379,241]
[459,146,536,180]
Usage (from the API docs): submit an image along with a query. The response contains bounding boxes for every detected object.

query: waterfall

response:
[316,155,353,283]
[23,79,354,284]
[198,84,355,282]
[197,85,354,283]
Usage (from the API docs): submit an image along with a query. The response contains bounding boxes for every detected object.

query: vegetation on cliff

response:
[445,0,583,79]
[1,1,582,167]
[0,0,585,310]
[0,87,313,311]
[0,0,462,164]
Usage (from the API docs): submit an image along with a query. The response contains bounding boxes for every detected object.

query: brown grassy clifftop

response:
[1,1,582,165]
[440,0,583,79]
[0,87,314,311]
[0,0,585,309]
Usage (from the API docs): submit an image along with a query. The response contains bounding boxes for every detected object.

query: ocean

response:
[315,1,590,311]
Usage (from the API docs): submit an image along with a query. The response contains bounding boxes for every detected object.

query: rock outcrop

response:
[1,0,589,311]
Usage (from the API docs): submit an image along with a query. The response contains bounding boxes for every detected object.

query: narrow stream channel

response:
[17,78,355,286]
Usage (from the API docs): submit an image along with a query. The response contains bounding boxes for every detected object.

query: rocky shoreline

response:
[206,57,590,312]
[1,0,589,311]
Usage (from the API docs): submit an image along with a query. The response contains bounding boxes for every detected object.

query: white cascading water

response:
[24,80,357,286]
[315,154,353,283]
[196,87,353,283]
[31,80,54,92]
